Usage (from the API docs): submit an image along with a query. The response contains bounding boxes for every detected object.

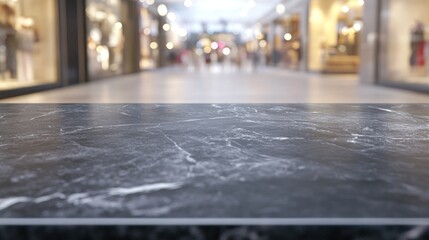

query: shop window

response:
[86,0,125,79]
[379,0,429,87]
[309,0,364,73]
[140,8,159,70]
[273,14,302,70]
[0,0,58,91]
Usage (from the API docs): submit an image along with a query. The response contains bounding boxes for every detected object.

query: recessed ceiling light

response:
[276,3,286,14]
[150,42,158,49]
[341,5,350,13]
[162,23,171,31]
[222,47,231,56]
[211,42,219,50]
[157,4,168,16]
[166,42,174,50]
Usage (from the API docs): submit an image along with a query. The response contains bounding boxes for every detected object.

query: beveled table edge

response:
[0,218,428,226]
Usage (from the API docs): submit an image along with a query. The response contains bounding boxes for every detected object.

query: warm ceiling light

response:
[284,33,292,41]
[222,47,231,56]
[166,42,174,50]
[114,22,122,30]
[276,3,286,14]
[341,5,350,13]
[157,4,168,16]
[353,21,363,31]
[203,46,212,54]
[150,42,158,49]
[162,23,171,31]
[211,42,219,50]
[145,0,154,5]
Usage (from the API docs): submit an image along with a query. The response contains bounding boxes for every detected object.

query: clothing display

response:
[16,49,33,82]
[139,8,159,70]
[86,0,125,77]
[410,22,426,67]
[0,2,39,83]
[15,22,37,82]
[378,0,429,85]
[0,26,8,75]
[0,23,17,79]
[0,0,58,91]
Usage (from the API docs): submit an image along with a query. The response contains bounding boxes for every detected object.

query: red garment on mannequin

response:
[416,41,426,66]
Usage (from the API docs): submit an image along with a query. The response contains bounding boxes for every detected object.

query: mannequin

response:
[426,40,429,77]
[0,4,17,80]
[410,21,426,76]
[16,17,37,82]
[0,4,8,79]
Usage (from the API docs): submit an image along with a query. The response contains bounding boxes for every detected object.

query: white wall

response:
[359,0,379,84]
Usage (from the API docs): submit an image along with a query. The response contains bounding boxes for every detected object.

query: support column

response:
[157,16,168,68]
[122,0,141,74]
[359,0,381,85]
[300,0,310,71]
[58,0,88,85]
[266,22,275,66]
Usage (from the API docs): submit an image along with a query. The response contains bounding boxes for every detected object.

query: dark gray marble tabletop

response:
[0,104,429,224]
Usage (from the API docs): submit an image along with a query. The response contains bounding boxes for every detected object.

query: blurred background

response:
[1,0,429,102]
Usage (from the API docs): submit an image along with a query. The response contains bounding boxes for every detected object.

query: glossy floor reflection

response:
[2,67,429,103]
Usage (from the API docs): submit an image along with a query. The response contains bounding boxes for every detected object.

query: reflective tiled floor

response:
[2,67,429,103]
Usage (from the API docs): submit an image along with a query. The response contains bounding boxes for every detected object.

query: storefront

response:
[0,0,59,93]
[139,8,159,70]
[272,14,302,70]
[378,0,429,90]
[86,0,126,79]
[308,0,364,73]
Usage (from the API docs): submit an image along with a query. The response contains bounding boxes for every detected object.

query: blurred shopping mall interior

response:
[1,1,429,239]
[0,0,429,101]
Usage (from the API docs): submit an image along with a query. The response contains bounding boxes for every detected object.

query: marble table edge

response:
[0,103,428,105]
[0,218,429,226]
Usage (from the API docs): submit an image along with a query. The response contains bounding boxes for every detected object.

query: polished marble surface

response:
[0,104,429,220]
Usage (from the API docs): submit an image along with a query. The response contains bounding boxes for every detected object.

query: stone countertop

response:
[0,104,429,223]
